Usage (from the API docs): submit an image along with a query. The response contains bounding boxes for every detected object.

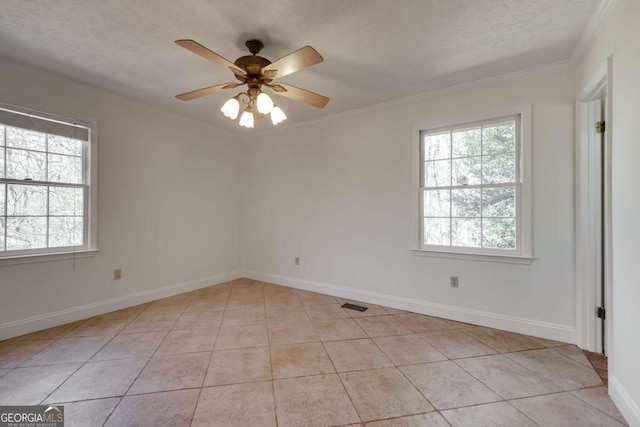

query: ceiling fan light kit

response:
[239,109,255,128]
[270,106,287,125]
[221,96,240,119]
[175,38,329,129]
[256,92,274,114]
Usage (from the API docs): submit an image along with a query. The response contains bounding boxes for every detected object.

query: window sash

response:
[420,116,521,187]
[0,108,90,257]
[0,107,89,141]
[0,181,88,254]
[419,115,521,253]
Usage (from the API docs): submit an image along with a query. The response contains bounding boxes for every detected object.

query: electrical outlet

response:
[450,276,459,288]
[295,257,300,266]
[113,269,122,280]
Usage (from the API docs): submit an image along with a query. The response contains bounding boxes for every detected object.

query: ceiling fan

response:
[175,39,330,128]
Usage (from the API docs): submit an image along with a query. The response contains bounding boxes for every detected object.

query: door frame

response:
[575,56,613,358]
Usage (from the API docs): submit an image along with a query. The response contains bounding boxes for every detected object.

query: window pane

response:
[452,218,481,247]
[7,184,47,216]
[482,153,515,184]
[423,132,450,160]
[48,154,82,184]
[451,188,481,217]
[483,122,515,154]
[0,126,4,178]
[0,218,4,251]
[424,218,450,246]
[6,217,47,250]
[0,183,5,214]
[424,189,450,217]
[482,186,516,217]
[482,218,516,249]
[49,187,83,216]
[49,216,83,247]
[0,147,5,178]
[452,156,481,186]
[48,135,83,156]
[7,149,47,181]
[424,160,450,187]
[452,127,481,157]
[6,126,46,151]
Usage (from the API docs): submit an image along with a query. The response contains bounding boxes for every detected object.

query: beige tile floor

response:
[0,279,628,427]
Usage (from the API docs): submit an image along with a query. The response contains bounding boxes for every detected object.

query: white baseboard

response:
[609,375,640,427]
[245,270,576,343]
[0,270,243,341]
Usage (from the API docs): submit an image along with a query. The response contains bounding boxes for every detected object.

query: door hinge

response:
[596,306,606,319]
[596,121,606,134]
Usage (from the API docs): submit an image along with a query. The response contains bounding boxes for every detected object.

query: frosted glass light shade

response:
[239,110,254,128]
[221,97,240,119]
[270,106,287,125]
[256,92,274,114]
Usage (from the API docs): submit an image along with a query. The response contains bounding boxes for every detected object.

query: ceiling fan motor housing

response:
[234,55,272,83]
[233,39,273,84]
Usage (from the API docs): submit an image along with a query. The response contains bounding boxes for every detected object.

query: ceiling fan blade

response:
[261,46,323,80]
[270,83,330,108]
[175,83,240,101]
[175,39,246,77]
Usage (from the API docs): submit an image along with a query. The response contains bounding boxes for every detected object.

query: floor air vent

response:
[341,303,368,312]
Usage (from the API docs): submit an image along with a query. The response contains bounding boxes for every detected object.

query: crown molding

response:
[0,56,237,139]
[244,58,574,140]
[570,0,619,63]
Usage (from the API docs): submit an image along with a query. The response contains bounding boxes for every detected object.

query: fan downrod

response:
[245,39,264,55]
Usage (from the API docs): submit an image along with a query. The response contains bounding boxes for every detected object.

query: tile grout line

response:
[187,283,232,427]
[299,291,363,424]
[458,327,505,353]
[416,326,500,358]
[259,280,280,427]
[98,294,198,427]
[551,345,598,368]
[500,347,605,391]
[355,411,454,427]
[319,339,364,425]
[445,351,597,418]
[449,353,515,402]
[4,318,91,371]
[502,399,544,426]
[568,389,629,425]
[367,334,446,421]
[38,308,146,407]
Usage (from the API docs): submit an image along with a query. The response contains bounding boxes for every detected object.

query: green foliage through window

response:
[421,118,519,251]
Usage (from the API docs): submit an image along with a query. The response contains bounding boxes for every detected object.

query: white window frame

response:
[411,105,532,264]
[0,102,98,265]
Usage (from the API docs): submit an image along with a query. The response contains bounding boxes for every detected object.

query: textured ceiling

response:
[0,0,600,133]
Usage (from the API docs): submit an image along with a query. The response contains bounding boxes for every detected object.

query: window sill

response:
[411,248,533,264]
[0,249,98,267]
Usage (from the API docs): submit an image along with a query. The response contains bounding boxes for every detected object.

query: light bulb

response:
[221,97,240,119]
[239,110,254,128]
[256,92,274,114]
[270,106,287,125]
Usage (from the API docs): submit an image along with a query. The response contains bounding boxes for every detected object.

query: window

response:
[0,104,96,260]
[413,106,532,261]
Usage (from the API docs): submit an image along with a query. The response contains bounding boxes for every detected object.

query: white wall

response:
[241,66,577,342]
[0,59,243,339]
[578,0,640,424]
